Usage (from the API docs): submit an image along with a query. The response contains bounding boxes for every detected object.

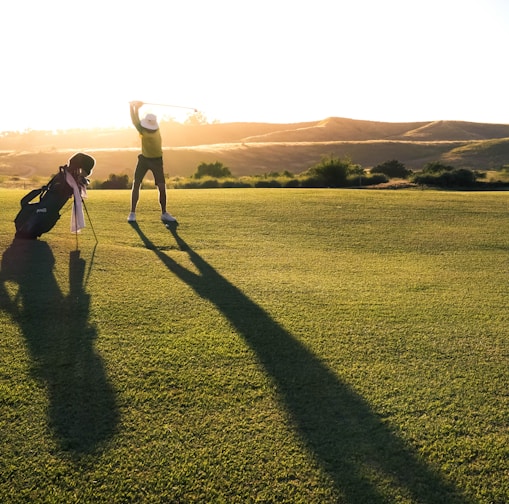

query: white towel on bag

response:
[64,171,86,232]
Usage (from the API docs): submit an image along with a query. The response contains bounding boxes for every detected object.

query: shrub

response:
[354,173,389,186]
[302,155,362,188]
[221,180,251,188]
[412,167,478,187]
[421,161,454,174]
[98,174,130,189]
[254,180,283,188]
[371,160,411,179]
[200,179,220,188]
[175,180,201,189]
[308,156,349,187]
[446,168,477,186]
[284,179,301,188]
[299,177,324,188]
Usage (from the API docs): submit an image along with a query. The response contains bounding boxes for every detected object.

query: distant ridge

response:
[239,118,509,144]
[1,117,509,179]
[2,117,509,149]
[395,120,509,141]
[241,118,428,143]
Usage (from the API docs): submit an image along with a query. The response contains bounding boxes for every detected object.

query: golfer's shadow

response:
[0,240,118,456]
[132,222,470,503]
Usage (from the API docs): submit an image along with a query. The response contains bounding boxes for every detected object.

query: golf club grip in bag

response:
[14,168,74,239]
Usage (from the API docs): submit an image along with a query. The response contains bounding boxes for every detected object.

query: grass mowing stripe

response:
[0,188,507,503]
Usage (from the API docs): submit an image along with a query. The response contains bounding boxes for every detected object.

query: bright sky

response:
[1,0,508,132]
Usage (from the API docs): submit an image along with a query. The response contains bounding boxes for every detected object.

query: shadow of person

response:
[130,222,471,503]
[0,240,118,456]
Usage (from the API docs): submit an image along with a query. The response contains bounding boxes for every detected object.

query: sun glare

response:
[1,0,508,133]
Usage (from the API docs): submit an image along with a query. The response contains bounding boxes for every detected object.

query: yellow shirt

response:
[139,129,163,158]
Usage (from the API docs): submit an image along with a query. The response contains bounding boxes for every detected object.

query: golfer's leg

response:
[157,183,167,213]
[130,182,141,212]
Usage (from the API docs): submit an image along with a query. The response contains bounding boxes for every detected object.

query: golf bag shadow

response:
[14,167,74,240]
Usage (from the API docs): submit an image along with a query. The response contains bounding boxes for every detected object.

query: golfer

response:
[127,101,177,223]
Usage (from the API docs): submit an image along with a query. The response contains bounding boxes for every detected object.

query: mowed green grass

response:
[0,188,507,503]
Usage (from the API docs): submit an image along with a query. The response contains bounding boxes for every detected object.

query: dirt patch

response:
[364,180,418,190]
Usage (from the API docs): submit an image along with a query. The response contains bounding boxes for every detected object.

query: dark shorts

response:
[134,155,165,185]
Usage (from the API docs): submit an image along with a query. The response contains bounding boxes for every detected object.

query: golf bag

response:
[14,167,76,239]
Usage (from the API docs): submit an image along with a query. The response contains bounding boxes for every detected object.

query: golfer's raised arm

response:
[129,101,143,132]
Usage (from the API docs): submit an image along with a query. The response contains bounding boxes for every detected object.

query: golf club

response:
[82,198,98,244]
[130,101,198,113]
[72,198,97,250]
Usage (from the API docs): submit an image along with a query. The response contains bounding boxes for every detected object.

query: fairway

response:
[0,188,507,503]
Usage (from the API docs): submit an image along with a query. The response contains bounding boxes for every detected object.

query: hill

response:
[1,117,509,179]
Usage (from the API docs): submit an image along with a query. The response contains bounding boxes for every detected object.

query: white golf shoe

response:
[161,212,177,223]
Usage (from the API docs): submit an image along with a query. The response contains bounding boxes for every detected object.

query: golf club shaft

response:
[82,198,99,244]
[135,102,198,112]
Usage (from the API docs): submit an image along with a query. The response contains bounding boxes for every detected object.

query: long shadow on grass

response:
[131,222,470,503]
[0,239,118,456]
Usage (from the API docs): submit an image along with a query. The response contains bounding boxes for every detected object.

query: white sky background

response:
[1,0,508,132]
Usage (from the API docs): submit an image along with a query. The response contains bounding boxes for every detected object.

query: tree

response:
[194,161,232,179]
[185,110,209,125]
